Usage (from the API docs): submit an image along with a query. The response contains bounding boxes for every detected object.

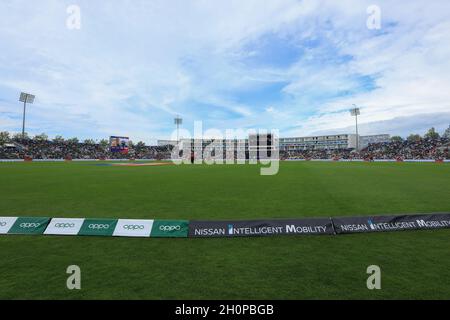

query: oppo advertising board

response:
[44,218,85,235]
[113,219,154,237]
[0,217,18,234]
[111,219,189,237]
[2,214,450,238]
[151,220,189,238]
[78,219,118,236]
[6,217,51,235]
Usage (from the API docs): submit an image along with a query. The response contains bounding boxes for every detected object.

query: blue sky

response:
[1,0,450,143]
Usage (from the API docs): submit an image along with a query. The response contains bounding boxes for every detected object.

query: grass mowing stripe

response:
[0,161,449,299]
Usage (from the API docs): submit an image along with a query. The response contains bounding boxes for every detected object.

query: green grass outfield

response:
[0,160,449,299]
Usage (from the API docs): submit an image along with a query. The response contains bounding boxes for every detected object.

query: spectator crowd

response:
[357,137,449,160]
[0,128,449,160]
[280,137,449,160]
[0,134,172,160]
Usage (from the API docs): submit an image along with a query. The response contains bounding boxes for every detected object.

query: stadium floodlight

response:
[349,105,360,150]
[19,92,35,137]
[174,116,183,142]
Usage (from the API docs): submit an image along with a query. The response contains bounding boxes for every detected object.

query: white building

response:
[279,134,359,151]
[158,133,389,152]
[157,140,177,146]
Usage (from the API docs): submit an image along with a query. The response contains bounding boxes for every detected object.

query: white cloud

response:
[280,0,450,136]
[0,0,449,142]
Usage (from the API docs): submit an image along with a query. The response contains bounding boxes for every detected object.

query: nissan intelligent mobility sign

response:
[333,213,450,234]
[189,218,333,238]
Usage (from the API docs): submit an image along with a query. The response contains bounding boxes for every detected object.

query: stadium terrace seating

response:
[281,137,449,160]
[0,134,449,160]
[358,137,449,160]
[0,137,172,160]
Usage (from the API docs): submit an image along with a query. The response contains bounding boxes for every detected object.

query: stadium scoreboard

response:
[110,136,130,154]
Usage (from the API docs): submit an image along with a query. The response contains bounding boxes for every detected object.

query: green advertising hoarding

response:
[8,217,50,235]
[150,220,189,238]
[78,219,118,236]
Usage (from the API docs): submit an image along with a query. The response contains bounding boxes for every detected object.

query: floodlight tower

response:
[19,92,35,138]
[349,104,360,150]
[174,116,183,143]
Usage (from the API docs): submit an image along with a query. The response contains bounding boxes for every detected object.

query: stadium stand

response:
[0,135,172,160]
[0,130,448,160]
[359,137,449,160]
[281,137,449,160]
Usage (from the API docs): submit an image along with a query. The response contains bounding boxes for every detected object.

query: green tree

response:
[443,126,450,139]
[83,139,95,145]
[67,137,79,144]
[99,139,109,148]
[390,136,403,143]
[0,131,10,144]
[34,133,48,141]
[135,141,146,150]
[13,132,29,140]
[407,134,421,142]
[53,135,65,143]
[424,127,439,140]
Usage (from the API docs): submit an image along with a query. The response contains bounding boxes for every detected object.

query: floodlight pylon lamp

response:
[19,92,35,104]
[350,107,360,116]
[174,116,183,143]
[174,117,183,125]
[349,104,361,151]
[19,92,35,137]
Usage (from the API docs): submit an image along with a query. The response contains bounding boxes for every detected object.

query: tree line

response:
[0,131,148,150]
[1,126,449,146]
[389,126,450,143]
